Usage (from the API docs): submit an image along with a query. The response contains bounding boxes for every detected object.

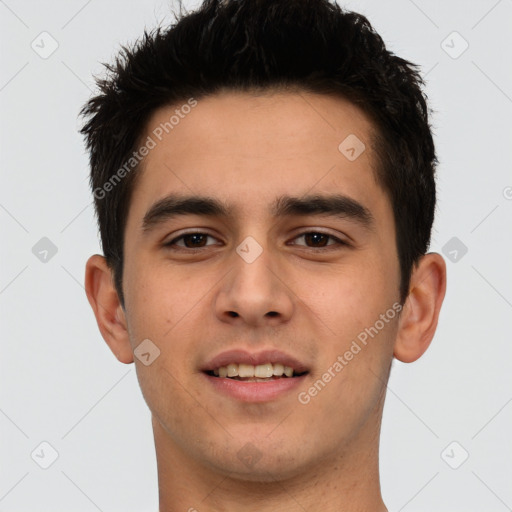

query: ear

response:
[394,252,447,363]
[84,254,134,364]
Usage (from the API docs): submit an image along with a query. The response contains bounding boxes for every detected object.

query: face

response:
[119,90,402,481]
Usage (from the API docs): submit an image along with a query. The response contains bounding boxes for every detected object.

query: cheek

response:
[296,257,396,332]
[124,264,202,425]
[124,261,210,386]
[134,355,200,445]
[302,313,397,434]
[296,260,398,395]
[124,258,194,335]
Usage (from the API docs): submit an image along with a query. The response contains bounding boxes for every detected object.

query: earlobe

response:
[394,252,447,363]
[84,254,134,364]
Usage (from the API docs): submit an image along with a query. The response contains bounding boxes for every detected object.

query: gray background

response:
[1,0,511,510]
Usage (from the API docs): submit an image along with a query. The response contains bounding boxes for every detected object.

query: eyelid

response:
[164,229,220,247]
[288,230,350,248]
[164,228,350,250]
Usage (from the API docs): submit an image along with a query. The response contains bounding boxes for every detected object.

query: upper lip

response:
[201,348,309,374]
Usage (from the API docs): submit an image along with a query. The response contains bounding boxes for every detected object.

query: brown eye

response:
[292,232,348,249]
[165,232,218,249]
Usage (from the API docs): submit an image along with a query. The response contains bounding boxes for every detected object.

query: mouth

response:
[201,349,310,402]
[204,362,308,382]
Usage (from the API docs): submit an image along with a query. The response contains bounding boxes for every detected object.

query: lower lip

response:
[202,372,308,402]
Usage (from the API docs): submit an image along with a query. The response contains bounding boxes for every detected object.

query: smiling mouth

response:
[204,362,308,381]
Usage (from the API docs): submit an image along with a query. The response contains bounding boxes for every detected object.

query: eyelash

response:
[164,230,350,251]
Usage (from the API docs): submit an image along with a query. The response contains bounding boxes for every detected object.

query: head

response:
[82,0,446,487]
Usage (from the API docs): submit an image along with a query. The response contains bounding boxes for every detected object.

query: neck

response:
[153,413,388,512]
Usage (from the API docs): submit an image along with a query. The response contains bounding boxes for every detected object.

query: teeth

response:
[255,363,273,378]
[272,363,284,376]
[238,364,254,378]
[211,362,298,378]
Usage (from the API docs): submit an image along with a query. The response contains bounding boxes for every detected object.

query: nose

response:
[214,240,294,328]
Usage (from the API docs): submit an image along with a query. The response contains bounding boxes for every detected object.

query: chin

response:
[210,454,307,483]
[201,437,309,483]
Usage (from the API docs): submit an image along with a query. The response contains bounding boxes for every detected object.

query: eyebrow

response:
[141,193,374,233]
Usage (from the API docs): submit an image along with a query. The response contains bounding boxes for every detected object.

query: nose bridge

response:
[215,234,294,325]
[234,238,274,296]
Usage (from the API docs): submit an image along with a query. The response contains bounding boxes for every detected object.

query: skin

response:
[85,90,446,512]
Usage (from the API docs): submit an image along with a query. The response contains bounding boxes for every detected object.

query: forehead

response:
[128,90,388,225]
